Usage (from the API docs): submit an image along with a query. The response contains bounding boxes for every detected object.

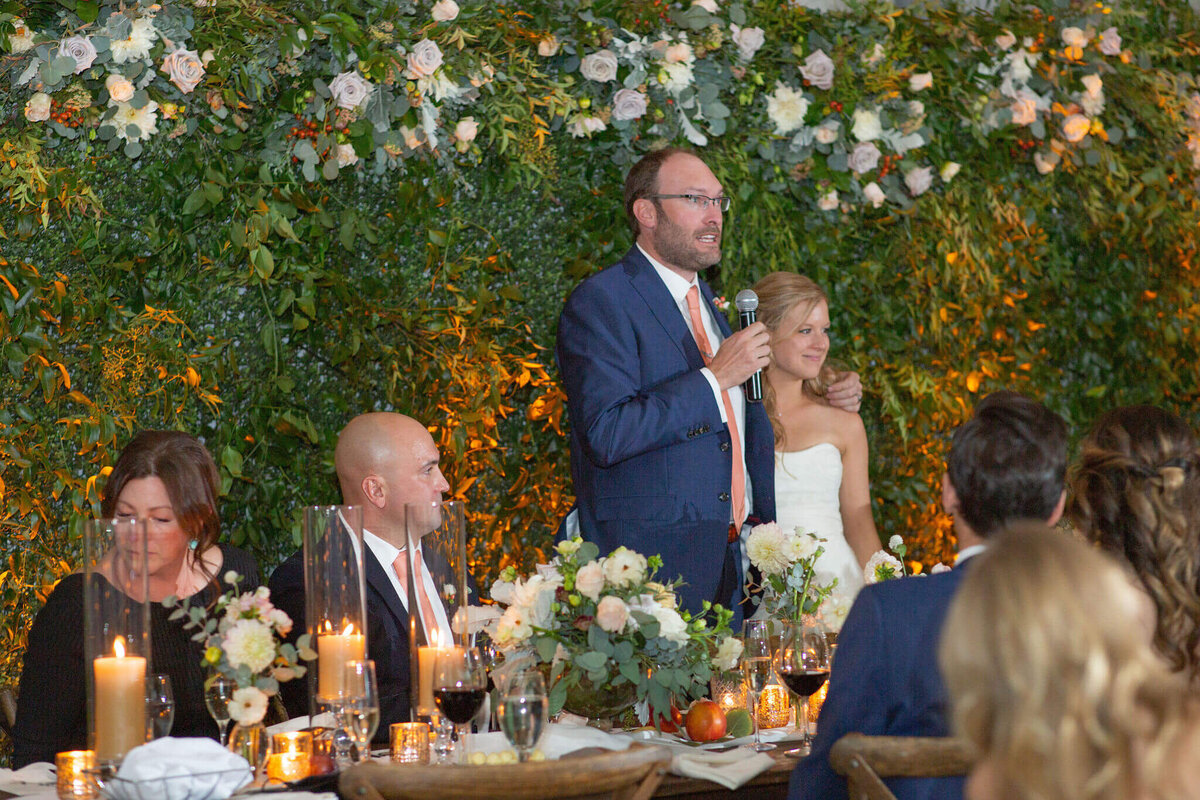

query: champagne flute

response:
[146,674,174,739]
[773,619,830,757]
[742,619,775,752]
[204,675,235,746]
[496,669,548,763]
[343,660,380,762]
[433,647,488,761]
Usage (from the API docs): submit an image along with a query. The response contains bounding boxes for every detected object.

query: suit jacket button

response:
[719,441,730,452]
[702,425,710,433]
[718,492,730,503]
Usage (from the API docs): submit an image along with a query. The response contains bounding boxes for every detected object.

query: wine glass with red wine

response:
[433,647,488,762]
[773,619,830,757]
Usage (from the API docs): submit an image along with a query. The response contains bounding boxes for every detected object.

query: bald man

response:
[269,412,451,734]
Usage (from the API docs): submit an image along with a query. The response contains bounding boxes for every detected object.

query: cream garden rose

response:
[329,70,374,110]
[730,24,765,62]
[940,161,961,182]
[24,92,51,122]
[851,107,883,141]
[1034,150,1060,174]
[1098,26,1122,56]
[909,72,933,92]
[847,141,881,174]
[406,38,444,79]
[574,560,605,602]
[59,36,98,74]
[431,0,459,22]
[766,83,809,135]
[799,49,834,91]
[454,116,478,143]
[580,49,618,83]
[905,166,933,197]
[814,119,840,144]
[161,47,205,94]
[650,605,689,646]
[336,143,358,167]
[712,636,744,671]
[660,62,693,95]
[1061,27,1090,49]
[863,181,886,208]
[611,88,648,121]
[663,42,693,65]
[817,189,839,211]
[1062,113,1091,143]
[538,35,560,57]
[603,547,647,588]
[595,595,629,633]
[995,31,1017,50]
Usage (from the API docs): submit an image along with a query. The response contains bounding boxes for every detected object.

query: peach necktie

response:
[392,549,441,645]
[685,285,747,529]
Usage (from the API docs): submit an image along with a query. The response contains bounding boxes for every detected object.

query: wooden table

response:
[653,748,795,800]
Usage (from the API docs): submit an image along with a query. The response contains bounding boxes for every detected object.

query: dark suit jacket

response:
[556,246,775,614]
[269,545,412,740]
[789,562,972,800]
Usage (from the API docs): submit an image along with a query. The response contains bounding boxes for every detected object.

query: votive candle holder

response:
[390,722,430,764]
[56,750,97,800]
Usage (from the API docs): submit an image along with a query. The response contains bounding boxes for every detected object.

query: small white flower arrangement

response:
[745,521,836,625]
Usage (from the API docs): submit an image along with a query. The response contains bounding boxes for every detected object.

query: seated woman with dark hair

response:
[13,431,259,767]
[1068,405,1200,684]
[939,527,1200,800]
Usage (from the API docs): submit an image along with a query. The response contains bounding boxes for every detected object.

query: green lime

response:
[725,708,753,739]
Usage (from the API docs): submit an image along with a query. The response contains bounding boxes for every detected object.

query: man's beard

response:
[651,216,721,273]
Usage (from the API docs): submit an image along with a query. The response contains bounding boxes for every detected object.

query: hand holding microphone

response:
[706,289,769,396]
[735,290,764,403]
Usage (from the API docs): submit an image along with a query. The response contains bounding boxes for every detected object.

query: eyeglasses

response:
[648,194,732,212]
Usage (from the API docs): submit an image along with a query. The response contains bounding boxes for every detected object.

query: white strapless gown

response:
[774,443,865,605]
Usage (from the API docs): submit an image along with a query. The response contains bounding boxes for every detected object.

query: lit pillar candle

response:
[93,637,146,762]
[417,636,457,718]
[317,623,366,700]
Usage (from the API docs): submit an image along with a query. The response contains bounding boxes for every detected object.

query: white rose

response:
[766,82,809,135]
[799,49,834,91]
[161,47,205,94]
[575,560,605,601]
[454,115,478,142]
[940,161,961,182]
[431,0,459,22]
[692,0,719,12]
[730,24,765,62]
[712,636,744,672]
[111,100,159,142]
[228,687,269,725]
[909,72,932,92]
[663,42,693,65]
[1010,93,1039,126]
[596,595,629,633]
[660,62,693,95]
[847,141,881,174]
[651,606,689,646]
[108,16,156,65]
[1098,26,1121,57]
[328,70,374,110]
[538,35,559,57]
[995,31,1017,50]
[8,17,34,53]
[746,522,791,575]
[862,181,886,208]
[336,143,358,167]
[1061,27,1090,49]
[24,92,51,122]
[904,166,933,197]
[851,107,882,141]
[1062,113,1090,143]
[406,38,443,79]
[59,36,98,74]
[603,547,647,588]
[580,49,618,83]
[817,189,838,211]
[1034,150,1060,175]
[611,88,648,121]
[814,119,840,144]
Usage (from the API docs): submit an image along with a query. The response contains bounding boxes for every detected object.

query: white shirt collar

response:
[638,242,700,306]
[955,543,987,565]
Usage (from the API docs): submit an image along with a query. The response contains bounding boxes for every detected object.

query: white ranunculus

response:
[406,38,443,79]
[108,16,156,64]
[1098,26,1122,56]
[1061,26,1090,49]
[580,49,618,83]
[24,92,51,122]
[228,687,269,725]
[161,47,205,94]
[538,35,559,57]
[712,636,744,671]
[106,73,135,102]
[909,72,932,92]
[800,49,835,91]
[851,107,883,141]
[817,189,839,211]
[814,119,840,144]
[111,100,159,142]
[329,70,374,110]
[222,618,277,672]
[730,24,765,62]
[746,522,791,575]
[603,547,647,588]
[454,115,478,142]
[611,88,648,121]
[596,595,629,633]
[575,560,605,601]
[995,31,1017,50]
[660,62,693,95]
[766,82,809,135]
[904,166,933,197]
[862,181,886,208]
[650,605,689,646]
[8,17,34,52]
[336,143,358,167]
[431,0,459,22]
[59,36,98,74]
[1062,113,1090,143]
[847,141,881,174]
[663,42,693,65]
[940,161,961,182]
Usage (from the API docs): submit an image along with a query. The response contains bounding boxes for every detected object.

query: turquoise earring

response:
[189,539,198,550]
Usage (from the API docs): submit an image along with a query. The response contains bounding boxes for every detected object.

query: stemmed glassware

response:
[495,669,548,763]
[343,659,380,762]
[433,648,488,762]
[146,674,175,739]
[772,619,831,757]
[204,675,235,746]
[741,619,776,752]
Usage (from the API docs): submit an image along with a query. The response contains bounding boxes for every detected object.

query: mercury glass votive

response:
[390,722,430,764]
[756,684,792,729]
[56,750,97,800]
[710,673,746,714]
[267,731,313,782]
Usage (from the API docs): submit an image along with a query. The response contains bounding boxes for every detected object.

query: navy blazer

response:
[556,246,775,614]
[789,564,972,800]
[269,545,412,740]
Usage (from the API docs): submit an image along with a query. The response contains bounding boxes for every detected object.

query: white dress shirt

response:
[363,528,453,645]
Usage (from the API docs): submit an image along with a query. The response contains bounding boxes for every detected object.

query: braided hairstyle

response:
[1068,405,1200,683]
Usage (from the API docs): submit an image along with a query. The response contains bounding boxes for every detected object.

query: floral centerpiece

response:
[486,538,742,724]
[744,522,836,626]
[864,535,951,584]
[165,572,315,726]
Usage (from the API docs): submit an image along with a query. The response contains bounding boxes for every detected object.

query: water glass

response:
[204,675,235,746]
[741,619,775,752]
[496,670,548,763]
[343,660,380,762]
[146,674,174,739]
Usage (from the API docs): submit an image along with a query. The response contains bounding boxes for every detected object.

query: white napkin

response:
[465,721,632,760]
[107,737,251,800]
[266,712,337,735]
[0,761,59,800]
[669,747,777,790]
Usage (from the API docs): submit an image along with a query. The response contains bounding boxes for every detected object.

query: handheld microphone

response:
[735,289,763,403]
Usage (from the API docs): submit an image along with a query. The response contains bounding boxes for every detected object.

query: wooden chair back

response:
[339,744,670,800]
[829,733,975,800]
[0,685,16,739]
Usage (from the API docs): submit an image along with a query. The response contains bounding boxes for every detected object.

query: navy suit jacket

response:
[269,545,412,740]
[789,562,973,800]
[556,246,775,614]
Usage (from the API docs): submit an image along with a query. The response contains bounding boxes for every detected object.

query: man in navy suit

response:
[270,412,452,739]
[556,147,861,616]
[790,391,1068,800]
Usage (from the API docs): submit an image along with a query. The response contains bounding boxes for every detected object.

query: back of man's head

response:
[946,391,1068,537]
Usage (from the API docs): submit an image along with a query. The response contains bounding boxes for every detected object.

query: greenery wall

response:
[2,0,1199,740]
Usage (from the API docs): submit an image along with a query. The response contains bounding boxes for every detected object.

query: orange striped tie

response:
[393,549,441,645]
[685,285,746,530]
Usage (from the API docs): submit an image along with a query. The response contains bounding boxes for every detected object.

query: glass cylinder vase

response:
[83,518,151,767]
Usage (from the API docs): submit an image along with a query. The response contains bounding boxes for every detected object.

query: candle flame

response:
[341,623,355,636]
[113,636,126,658]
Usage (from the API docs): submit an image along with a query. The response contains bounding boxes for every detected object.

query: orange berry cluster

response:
[49,99,84,128]
[287,113,347,141]
[877,153,903,178]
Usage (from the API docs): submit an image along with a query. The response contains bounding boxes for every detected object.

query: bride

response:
[752,271,879,608]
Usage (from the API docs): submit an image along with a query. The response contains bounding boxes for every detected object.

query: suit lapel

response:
[698,279,733,337]
[364,546,409,627]
[622,247,706,372]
